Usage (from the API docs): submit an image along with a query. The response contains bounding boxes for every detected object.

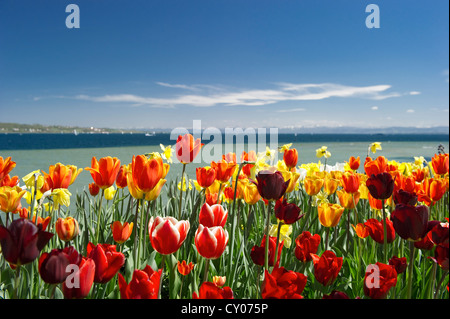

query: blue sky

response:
[0,0,448,130]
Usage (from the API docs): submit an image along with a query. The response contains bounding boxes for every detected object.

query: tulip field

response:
[0,135,448,300]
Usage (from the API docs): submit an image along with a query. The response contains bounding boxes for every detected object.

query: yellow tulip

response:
[243,182,261,205]
[323,177,339,195]
[0,186,26,213]
[146,179,166,201]
[104,185,116,201]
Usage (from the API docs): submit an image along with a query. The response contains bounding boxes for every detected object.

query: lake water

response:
[1,133,448,200]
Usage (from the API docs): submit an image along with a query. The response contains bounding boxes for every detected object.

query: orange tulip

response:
[431,153,449,176]
[411,168,428,183]
[130,155,164,194]
[418,178,447,205]
[85,156,121,190]
[341,171,360,194]
[347,156,360,171]
[241,151,256,177]
[0,186,26,214]
[0,175,19,187]
[364,156,388,177]
[352,223,370,239]
[303,175,324,196]
[323,177,339,195]
[211,160,237,184]
[42,163,73,190]
[222,152,237,164]
[175,134,204,164]
[0,156,16,182]
[318,203,344,228]
[111,221,133,244]
[337,189,360,210]
[55,216,80,242]
[177,260,195,276]
[368,192,384,210]
[196,166,216,189]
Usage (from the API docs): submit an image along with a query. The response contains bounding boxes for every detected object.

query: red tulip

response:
[311,250,343,286]
[364,218,396,244]
[148,216,190,255]
[38,246,82,284]
[196,166,216,188]
[414,220,442,250]
[195,224,228,260]
[341,171,360,194]
[199,203,228,228]
[363,262,397,299]
[118,265,162,299]
[274,198,303,225]
[192,281,234,299]
[254,169,290,201]
[262,266,307,299]
[250,235,283,267]
[283,148,298,170]
[347,156,361,171]
[294,231,321,263]
[366,172,395,200]
[88,182,100,196]
[86,242,125,284]
[62,257,96,299]
[115,165,129,189]
[0,218,53,266]
[176,133,204,164]
[391,204,429,241]
[241,151,256,177]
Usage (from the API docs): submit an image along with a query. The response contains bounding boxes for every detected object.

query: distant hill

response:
[0,122,140,134]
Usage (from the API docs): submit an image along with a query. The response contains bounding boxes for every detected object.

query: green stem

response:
[137,199,145,266]
[434,270,449,299]
[178,163,187,220]
[203,258,210,283]
[158,254,166,299]
[13,265,21,299]
[95,189,105,244]
[133,198,141,267]
[407,241,415,299]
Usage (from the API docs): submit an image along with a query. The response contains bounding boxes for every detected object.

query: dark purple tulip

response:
[391,204,429,241]
[322,290,350,299]
[38,246,82,284]
[393,189,418,206]
[254,169,290,201]
[0,218,54,266]
[274,198,304,224]
[366,172,395,200]
[389,256,407,274]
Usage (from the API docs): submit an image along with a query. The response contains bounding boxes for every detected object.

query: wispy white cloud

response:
[406,109,415,113]
[64,82,406,108]
[371,106,379,110]
[409,91,421,95]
